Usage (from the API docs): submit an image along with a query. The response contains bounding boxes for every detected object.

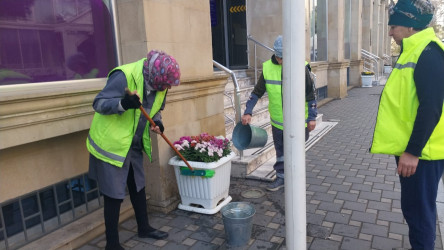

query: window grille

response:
[0,174,102,250]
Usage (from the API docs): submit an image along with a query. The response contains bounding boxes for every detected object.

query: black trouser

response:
[104,165,153,249]
[273,126,310,176]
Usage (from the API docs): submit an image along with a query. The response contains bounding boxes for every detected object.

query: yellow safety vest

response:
[86,59,167,167]
[371,28,444,160]
[263,60,308,130]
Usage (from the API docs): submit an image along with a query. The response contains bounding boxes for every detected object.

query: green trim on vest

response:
[263,60,309,130]
[87,59,167,167]
[371,28,444,160]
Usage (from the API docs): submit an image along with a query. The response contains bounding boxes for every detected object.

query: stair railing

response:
[361,49,381,81]
[246,35,275,84]
[224,92,236,127]
[213,60,244,158]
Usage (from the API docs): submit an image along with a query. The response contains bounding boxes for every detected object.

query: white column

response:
[282,0,306,249]
[372,1,380,55]
[362,0,373,51]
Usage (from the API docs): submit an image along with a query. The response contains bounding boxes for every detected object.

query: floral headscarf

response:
[143,50,180,91]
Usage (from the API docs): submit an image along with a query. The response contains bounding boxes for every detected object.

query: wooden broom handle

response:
[138,106,194,171]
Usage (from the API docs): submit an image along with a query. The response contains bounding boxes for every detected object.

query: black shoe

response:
[266,177,285,191]
[105,243,124,250]
[138,229,168,240]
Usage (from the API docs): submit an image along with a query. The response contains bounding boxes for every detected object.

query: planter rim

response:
[168,152,236,170]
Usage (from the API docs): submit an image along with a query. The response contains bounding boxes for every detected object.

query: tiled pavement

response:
[77,85,443,250]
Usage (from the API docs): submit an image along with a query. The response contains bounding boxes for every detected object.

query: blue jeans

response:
[396,157,444,250]
[273,126,309,178]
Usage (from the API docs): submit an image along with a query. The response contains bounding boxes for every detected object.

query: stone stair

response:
[223,69,329,179]
[222,69,273,178]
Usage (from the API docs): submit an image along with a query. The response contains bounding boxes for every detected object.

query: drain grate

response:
[241,188,266,199]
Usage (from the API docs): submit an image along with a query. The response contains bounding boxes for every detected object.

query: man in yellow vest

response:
[86,50,180,250]
[371,1,444,249]
[241,35,317,191]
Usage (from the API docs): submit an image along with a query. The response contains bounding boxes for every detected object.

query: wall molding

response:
[0,74,229,150]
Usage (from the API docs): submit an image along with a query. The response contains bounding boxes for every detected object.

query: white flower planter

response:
[361,75,374,88]
[384,65,392,74]
[168,152,236,214]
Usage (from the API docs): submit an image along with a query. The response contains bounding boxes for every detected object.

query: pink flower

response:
[172,133,232,163]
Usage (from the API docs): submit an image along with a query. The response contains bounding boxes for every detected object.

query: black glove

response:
[121,93,141,110]
[153,120,165,133]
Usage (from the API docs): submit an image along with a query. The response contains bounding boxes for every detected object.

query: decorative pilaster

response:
[350,0,363,87]
[362,1,373,52]
[372,1,381,56]
[327,0,348,99]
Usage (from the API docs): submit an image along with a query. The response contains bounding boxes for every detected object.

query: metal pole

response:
[283,0,306,249]
[110,0,122,66]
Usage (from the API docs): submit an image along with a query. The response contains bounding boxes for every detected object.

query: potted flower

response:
[361,71,375,87]
[383,64,392,74]
[361,71,375,76]
[168,133,236,214]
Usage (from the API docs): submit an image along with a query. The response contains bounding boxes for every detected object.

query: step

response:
[246,119,338,181]
[230,136,276,178]
[224,94,269,123]
[223,85,253,108]
[224,69,258,91]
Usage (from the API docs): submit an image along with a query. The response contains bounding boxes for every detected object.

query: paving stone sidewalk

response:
[77,86,443,250]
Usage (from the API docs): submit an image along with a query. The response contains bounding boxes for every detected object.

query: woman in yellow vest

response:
[86,50,180,250]
[371,1,444,249]
[241,35,317,191]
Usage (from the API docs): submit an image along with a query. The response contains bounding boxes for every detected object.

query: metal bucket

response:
[232,122,268,150]
[221,202,256,247]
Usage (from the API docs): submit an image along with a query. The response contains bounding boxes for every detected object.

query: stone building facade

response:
[0,0,390,248]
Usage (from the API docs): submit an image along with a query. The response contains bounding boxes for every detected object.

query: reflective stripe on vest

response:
[86,59,167,167]
[394,62,416,70]
[371,28,444,160]
[87,134,126,163]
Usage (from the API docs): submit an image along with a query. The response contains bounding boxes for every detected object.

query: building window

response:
[310,0,328,62]
[0,0,118,85]
[317,86,327,100]
[0,174,101,249]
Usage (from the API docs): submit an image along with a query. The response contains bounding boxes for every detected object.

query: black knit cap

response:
[388,0,435,29]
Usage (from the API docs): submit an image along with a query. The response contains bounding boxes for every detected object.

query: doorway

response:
[210,0,247,69]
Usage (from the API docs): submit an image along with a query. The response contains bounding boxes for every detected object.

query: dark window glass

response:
[317,86,327,100]
[55,181,72,214]
[21,195,41,229]
[2,202,23,237]
[0,0,117,85]
[40,188,57,221]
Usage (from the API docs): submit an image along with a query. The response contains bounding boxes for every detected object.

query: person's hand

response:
[121,89,141,110]
[397,152,419,177]
[241,114,252,125]
[307,120,316,132]
[152,120,164,134]
[150,125,162,134]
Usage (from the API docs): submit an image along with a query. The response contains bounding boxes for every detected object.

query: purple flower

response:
[172,133,232,163]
